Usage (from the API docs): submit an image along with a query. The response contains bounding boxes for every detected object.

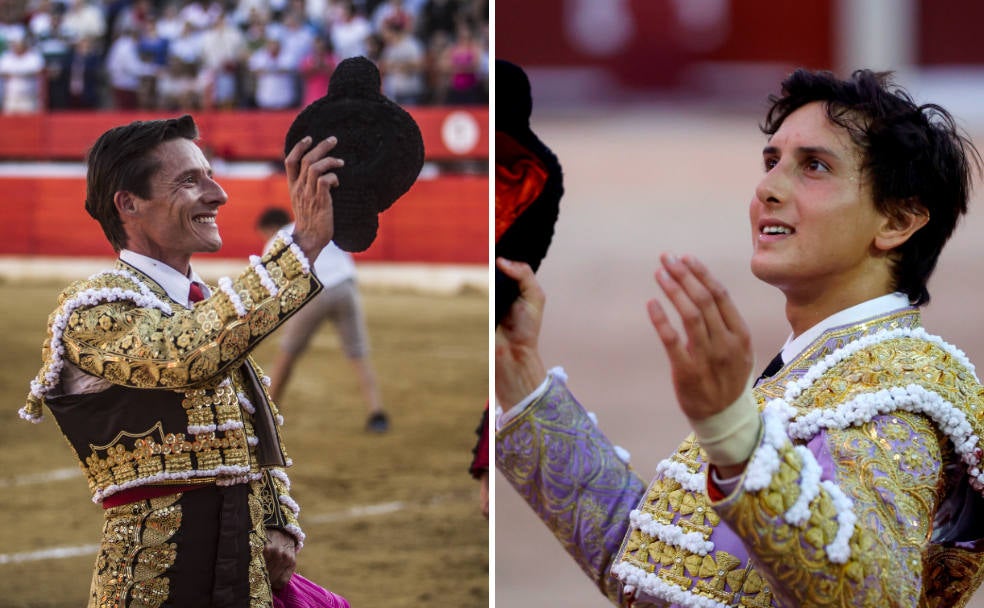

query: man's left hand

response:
[646,254,754,421]
[264,528,299,591]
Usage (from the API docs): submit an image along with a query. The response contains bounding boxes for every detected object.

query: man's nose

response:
[754,167,786,206]
[205,176,228,206]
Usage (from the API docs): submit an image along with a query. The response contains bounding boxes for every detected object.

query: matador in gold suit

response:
[21,233,320,607]
[497,294,984,607]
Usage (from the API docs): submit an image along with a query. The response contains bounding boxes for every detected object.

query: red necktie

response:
[188,281,205,304]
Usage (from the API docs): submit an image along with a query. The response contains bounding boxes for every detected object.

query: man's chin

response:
[198,238,223,253]
[750,258,786,286]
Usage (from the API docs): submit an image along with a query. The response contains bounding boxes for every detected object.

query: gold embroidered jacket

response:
[497,308,984,607]
[22,234,321,544]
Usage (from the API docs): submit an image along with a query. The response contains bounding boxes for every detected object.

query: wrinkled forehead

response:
[150,138,209,175]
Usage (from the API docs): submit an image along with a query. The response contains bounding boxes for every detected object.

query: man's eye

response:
[763,157,778,171]
[806,158,830,172]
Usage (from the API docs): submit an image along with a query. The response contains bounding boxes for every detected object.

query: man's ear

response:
[874,199,929,252]
[114,191,138,216]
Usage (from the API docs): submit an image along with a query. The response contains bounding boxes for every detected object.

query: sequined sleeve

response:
[495,370,647,605]
[32,234,321,399]
[261,468,306,548]
[713,408,946,606]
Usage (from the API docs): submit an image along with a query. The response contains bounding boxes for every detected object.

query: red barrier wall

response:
[0,107,489,161]
[0,174,488,263]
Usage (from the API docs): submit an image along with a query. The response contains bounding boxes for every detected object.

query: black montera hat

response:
[285,56,425,252]
[495,59,564,325]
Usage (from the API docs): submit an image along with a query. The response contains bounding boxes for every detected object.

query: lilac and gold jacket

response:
[496,307,984,607]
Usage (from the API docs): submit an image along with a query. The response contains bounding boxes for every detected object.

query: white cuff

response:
[688,374,762,466]
[496,373,550,431]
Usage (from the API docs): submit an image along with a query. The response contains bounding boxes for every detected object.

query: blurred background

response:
[0,0,488,268]
[496,1,984,606]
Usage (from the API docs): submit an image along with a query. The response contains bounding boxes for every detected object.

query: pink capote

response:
[273,574,350,608]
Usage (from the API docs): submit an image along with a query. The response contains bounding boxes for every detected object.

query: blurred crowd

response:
[0,0,488,114]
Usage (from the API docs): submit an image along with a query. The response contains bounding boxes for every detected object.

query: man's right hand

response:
[285,135,343,262]
[494,258,547,410]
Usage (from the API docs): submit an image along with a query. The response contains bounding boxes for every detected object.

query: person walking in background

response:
[257,207,390,433]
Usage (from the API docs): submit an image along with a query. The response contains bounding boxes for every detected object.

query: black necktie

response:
[756,351,784,384]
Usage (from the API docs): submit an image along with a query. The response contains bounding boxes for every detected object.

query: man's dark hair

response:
[762,68,980,306]
[85,115,199,252]
[257,207,291,231]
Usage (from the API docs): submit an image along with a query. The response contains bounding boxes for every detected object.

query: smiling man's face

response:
[120,138,228,274]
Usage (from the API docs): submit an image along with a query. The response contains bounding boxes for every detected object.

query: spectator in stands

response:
[379,20,424,105]
[329,0,371,59]
[61,0,105,43]
[167,19,203,67]
[157,54,201,110]
[178,0,215,31]
[66,36,102,108]
[416,0,460,42]
[256,207,391,434]
[363,30,384,63]
[0,35,45,114]
[438,18,483,104]
[322,0,349,26]
[35,6,74,109]
[27,0,59,40]
[232,0,269,31]
[298,35,336,105]
[372,0,414,35]
[137,21,170,68]
[105,27,149,109]
[278,9,316,68]
[422,27,450,103]
[156,1,185,41]
[248,36,298,109]
[112,0,154,39]
[199,9,246,109]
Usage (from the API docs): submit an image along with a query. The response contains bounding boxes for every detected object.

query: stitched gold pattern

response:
[248,479,274,607]
[28,237,320,403]
[613,309,984,607]
[89,494,181,608]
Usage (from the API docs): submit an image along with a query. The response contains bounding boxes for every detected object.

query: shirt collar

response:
[780,292,913,365]
[119,249,209,309]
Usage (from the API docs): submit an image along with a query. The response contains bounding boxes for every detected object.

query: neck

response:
[782,273,896,338]
[784,284,897,337]
[126,243,191,277]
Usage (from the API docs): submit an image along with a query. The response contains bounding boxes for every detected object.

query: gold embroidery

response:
[30,248,320,409]
[89,494,181,608]
[248,479,274,607]
[614,309,984,607]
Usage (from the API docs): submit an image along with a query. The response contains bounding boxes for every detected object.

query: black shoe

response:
[366,412,389,433]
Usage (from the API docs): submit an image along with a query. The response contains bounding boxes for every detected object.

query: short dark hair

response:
[85,115,199,252]
[762,69,980,306]
[256,207,291,231]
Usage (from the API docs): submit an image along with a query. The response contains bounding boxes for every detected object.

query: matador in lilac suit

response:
[495,69,984,607]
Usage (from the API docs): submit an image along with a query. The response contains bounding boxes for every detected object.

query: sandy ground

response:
[0,278,488,607]
[494,106,984,607]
